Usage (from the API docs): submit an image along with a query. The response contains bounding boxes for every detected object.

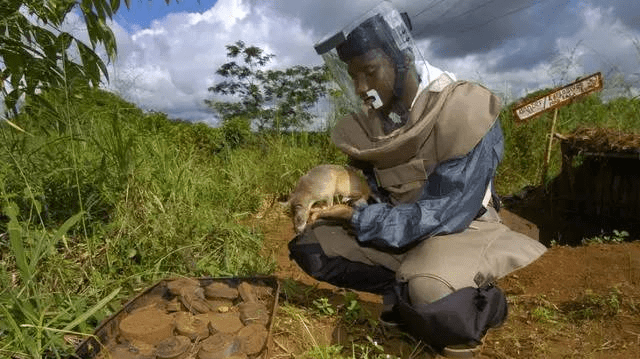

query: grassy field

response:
[0,86,639,358]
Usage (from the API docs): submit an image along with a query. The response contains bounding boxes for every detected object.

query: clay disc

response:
[239,302,269,326]
[204,282,239,300]
[106,345,151,359]
[206,299,234,312]
[166,297,183,312]
[237,324,268,355]
[198,333,240,359]
[237,282,257,303]
[175,312,210,340]
[179,286,211,314]
[207,312,244,334]
[104,342,156,359]
[167,278,201,296]
[129,340,156,357]
[119,308,175,345]
[156,335,191,359]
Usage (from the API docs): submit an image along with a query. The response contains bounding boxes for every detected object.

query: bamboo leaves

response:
[0,0,142,116]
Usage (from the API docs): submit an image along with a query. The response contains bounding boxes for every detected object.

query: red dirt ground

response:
[257,203,640,359]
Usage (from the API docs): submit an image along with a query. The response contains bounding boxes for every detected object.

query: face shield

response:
[314,1,453,114]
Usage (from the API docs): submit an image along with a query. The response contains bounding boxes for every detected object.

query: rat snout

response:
[293,210,308,234]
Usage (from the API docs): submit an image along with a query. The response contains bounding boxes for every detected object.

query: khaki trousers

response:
[313,210,546,305]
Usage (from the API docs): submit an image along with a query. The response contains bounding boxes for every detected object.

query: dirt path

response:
[258,206,640,358]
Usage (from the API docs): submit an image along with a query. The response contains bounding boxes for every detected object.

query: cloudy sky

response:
[101,0,640,127]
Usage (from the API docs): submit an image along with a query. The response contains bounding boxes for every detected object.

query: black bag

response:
[394,282,508,352]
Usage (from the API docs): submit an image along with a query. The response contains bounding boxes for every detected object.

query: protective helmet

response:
[314,1,420,112]
[314,1,455,115]
[335,13,410,99]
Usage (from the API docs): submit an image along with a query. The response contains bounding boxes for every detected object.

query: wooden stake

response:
[541,108,558,185]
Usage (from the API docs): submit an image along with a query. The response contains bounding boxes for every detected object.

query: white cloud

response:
[414,2,640,104]
[106,0,321,126]
[552,3,640,98]
[186,0,250,29]
[95,0,640,125]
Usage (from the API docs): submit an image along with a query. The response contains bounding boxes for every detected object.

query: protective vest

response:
[331,81,502,204]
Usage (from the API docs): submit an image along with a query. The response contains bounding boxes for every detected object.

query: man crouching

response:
[288,1,547,357]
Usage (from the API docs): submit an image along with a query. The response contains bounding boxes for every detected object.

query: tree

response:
[0,0,154,116]
[205,40,328,131]
[205,41,274,129]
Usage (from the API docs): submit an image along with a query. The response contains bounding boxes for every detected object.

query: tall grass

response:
[0,87,343,357]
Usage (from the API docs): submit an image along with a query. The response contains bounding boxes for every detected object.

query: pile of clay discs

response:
[96,278,274,359]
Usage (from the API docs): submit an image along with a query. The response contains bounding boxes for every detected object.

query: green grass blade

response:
[0,297,41,357]
[5,202,31,283]
[51,211,85,242]
[62,287,121,332]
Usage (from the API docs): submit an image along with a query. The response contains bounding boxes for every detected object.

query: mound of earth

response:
[558,127,640,155]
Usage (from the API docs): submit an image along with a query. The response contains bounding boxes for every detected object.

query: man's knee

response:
[288,230,396,294]
[407,275,455,305]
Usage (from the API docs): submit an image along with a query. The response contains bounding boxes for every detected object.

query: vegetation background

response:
[1,1,640,357]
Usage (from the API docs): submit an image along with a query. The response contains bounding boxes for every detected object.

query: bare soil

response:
[258,200,640,359]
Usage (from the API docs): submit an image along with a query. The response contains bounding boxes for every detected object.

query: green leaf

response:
[5,202,31,283]
[0,301,40,357]
[76,40,102,86]
[3,51,25,73]
[63,287,121,332]
[51,211,85,243]
[1,0,121,113]
[29,94,61,119]
[56,32,74,51]
[111,0,121,16]
[4,89,22,113]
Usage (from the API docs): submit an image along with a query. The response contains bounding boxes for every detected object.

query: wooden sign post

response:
[511,72,604,184]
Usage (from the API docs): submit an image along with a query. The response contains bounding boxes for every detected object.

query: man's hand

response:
[308,204,354,224]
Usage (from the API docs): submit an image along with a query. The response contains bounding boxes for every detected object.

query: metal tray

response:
[73,276,280,359]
